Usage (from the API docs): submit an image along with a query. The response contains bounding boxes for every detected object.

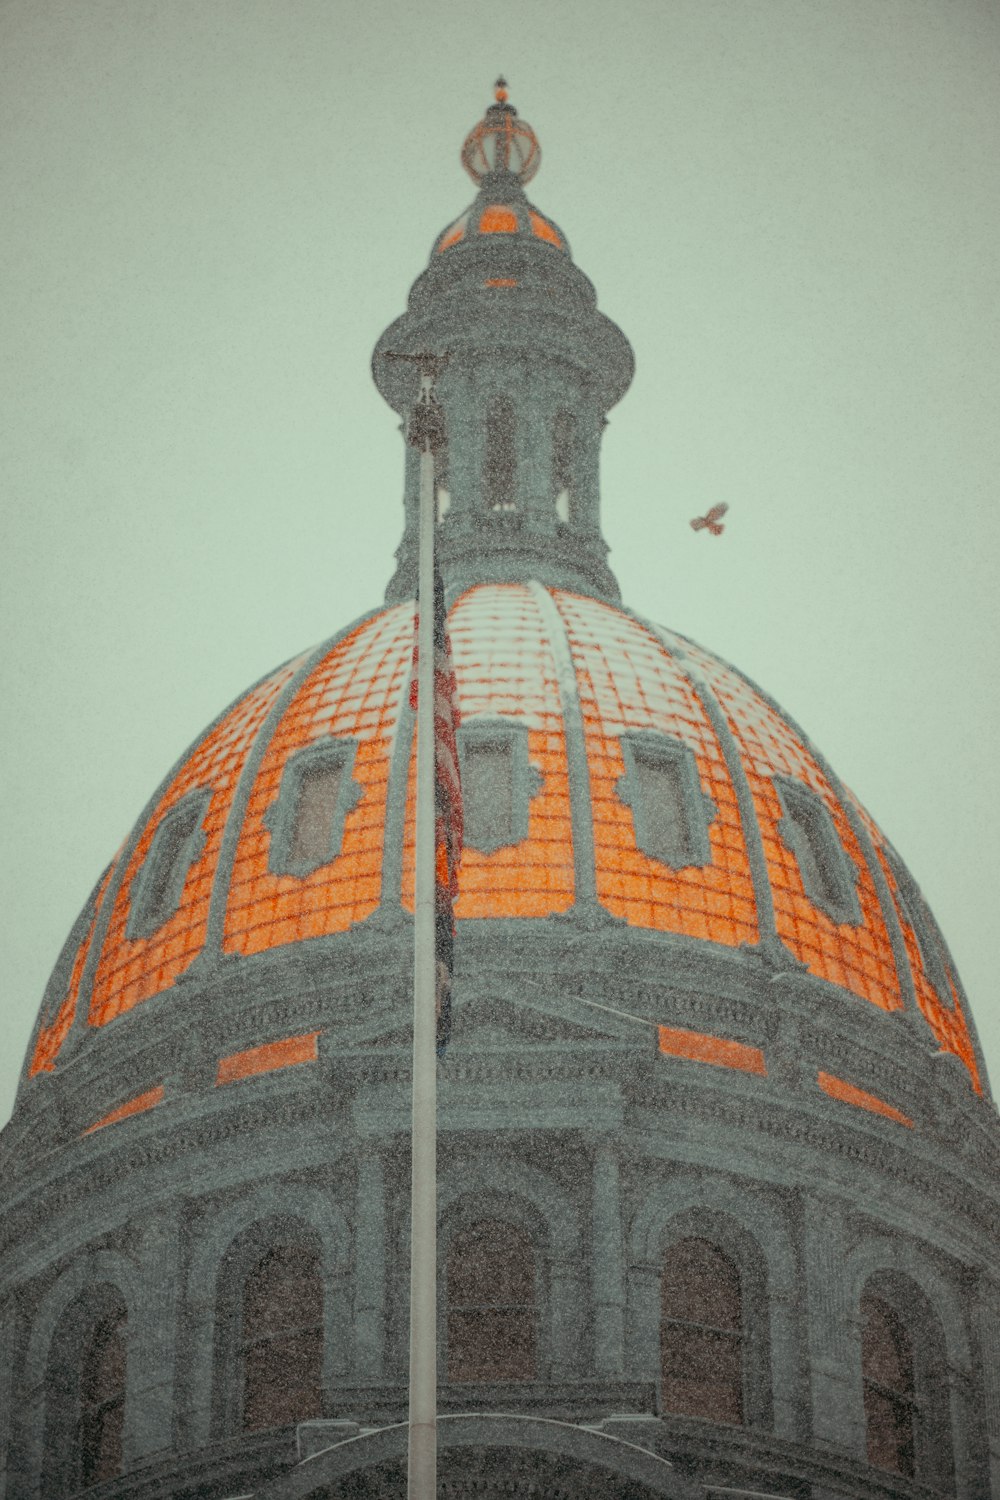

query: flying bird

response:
[690,502,728,536]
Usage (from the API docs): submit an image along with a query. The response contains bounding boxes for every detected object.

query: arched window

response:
[552,409,576,523]
[862,1293,916,1476]
[44,1288,127,1495]
[79,1308,127,1485]
[447,1220,536,1381]
[240,1243,324,1431]
[484,395,517,511]
[660,1237,743,1424]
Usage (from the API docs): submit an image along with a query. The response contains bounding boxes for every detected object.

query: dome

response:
[433,200,567,257]
[5,82,997,1500]
[24,583,984,1120]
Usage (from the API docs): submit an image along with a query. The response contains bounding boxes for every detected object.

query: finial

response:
[461,80,540,185]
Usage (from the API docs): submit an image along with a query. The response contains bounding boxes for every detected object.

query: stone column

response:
[592,1139,625,1378]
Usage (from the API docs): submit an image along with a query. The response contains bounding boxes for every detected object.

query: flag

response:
[411,561,462,1053]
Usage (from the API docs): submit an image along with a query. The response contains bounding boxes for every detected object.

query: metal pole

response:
[408,378,438,1500]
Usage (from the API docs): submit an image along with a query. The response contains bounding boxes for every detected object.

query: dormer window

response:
[484,395,517,511]
[128,789,210,939]
[616,733,714,868]
[464,740,513,850]
[884,846,953,1007]
[459,719,541,853]
[265,739,363,877]
[552,409,576,524]
[775,777,860,925]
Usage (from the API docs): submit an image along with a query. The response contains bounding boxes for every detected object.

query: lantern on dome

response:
[460,77,540,184]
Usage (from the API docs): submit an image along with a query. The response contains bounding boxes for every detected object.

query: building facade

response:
[1,86,998,1500]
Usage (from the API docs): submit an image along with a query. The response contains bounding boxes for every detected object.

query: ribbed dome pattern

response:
[27,585,982,1096]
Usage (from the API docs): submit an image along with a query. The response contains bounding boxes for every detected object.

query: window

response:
[44,1288,127,1496]
[463,740,514,850]
[617,734,713,868]
[775,778,860,924]
[884,846,953,1008]
[241,1244,324,1432]
[660,1238,743,1424]
[289,761,345,868]
[856,1276,953,1489]
[265,740,363,877]
[634,752,690,864]
[484,394,517,511]
[128,789,209,938]
[79,1311,127,1485]
[552,409,576,524]
[447,1220,536,1382]
[862,1293,916,1477]
[458,720,540,854]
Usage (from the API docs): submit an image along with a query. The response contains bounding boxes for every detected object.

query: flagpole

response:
[408,364,444,1500]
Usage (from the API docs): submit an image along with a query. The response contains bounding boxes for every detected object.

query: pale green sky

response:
[1,0,998,1124]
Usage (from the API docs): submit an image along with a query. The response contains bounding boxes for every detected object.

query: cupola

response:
[373,81,634,604]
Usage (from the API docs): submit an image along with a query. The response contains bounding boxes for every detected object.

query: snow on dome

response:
[25,585,984,1101]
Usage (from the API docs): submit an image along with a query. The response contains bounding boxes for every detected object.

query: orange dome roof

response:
[434,202,567,257]
[28,585,982,1097]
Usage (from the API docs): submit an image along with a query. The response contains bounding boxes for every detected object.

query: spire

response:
[373,86,634,604]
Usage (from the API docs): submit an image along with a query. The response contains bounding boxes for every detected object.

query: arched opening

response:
[862,1292,916,1476]
[856,1272,957,1490]
[240,1243,324,1431]
[43,1286,128,1495]
[552,408,576,524]
[447,1219,536,1381]
[660,1237,743,1424]
[484,395,517,511]
[79,1309,127,1485]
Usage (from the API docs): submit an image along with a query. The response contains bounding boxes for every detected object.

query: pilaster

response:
[803,1198,865,1458]
[591,1139,626,1378]
[354,1149,387,1382]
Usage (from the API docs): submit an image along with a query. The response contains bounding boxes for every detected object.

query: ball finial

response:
[461,80,540,185]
